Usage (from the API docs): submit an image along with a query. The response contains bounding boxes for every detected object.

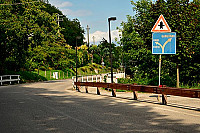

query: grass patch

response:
[116,89,127,92]
[77,63,110,76]
[2,63,114,84]
[118,78,200,89]
[180,83,200,89]
[4,70,47,83]
[3,69,75,83]
[32,69,75,80]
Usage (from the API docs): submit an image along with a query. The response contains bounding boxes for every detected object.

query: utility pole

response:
[76,36,81,92]
[86,25,90,48]
[92,36,95,45]
[56,14,63,33]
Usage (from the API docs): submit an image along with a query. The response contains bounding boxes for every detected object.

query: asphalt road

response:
[0,80,200,133]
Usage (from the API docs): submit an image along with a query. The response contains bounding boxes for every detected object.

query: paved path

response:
[0,80,200,133]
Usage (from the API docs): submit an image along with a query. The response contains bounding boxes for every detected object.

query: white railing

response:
[72,72,125,86]
[0,75,20,85]
[72,74,106,86]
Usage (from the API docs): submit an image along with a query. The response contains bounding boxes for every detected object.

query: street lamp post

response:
[108,17,116,97]
[86,25,90,48]
[108,17,116,83]
[76,36,81,91]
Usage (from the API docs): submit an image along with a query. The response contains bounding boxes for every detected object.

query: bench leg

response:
[112,89,116,97]
[162,94,167,105]
[85,86,88,93]
[133,91,138,100]
[77,86,81,92]
[97,87,100,95]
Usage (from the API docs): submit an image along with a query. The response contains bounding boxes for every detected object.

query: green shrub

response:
[40,66,46,71]
[4,70,47,82]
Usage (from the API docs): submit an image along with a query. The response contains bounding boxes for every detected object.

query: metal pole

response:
[86,25,90,48]
[58,14,59,27]
[58,14,59,33]
[92,36,95,45]
[159,54,162,86]
[108,17,116,97]
[72,76,74,86]
[75,36,81,91]
[108,20,113,83]
[177,64,180,88]
[76,38,78,91]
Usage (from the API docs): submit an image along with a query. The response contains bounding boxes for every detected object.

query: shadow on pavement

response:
[0,82,200,133]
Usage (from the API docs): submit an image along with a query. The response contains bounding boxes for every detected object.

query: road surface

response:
[0,80,200,133]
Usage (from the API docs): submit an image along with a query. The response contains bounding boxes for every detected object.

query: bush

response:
[118,77,152,85]
[40,66,46,71]
[119,75,176,87]
[48,67,53,70]
[4,70,47,83]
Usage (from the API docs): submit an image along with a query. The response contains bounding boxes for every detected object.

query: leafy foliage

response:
[120,0,200,86]
[89,38,121,69]
[0,0,84,74]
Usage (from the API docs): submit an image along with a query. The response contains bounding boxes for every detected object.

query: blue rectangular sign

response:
[152,32,176,54]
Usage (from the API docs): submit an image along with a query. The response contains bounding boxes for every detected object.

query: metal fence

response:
[0,75,20,85]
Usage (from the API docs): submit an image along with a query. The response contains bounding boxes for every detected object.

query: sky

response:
[48,0,135,44]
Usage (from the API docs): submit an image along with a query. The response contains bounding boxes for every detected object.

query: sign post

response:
[159,55,161,86]
[151,15,176,103]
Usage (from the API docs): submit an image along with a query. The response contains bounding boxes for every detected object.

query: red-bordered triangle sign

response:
[151,14,171,32]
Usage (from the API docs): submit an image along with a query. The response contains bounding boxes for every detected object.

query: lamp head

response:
[108,17,117,21]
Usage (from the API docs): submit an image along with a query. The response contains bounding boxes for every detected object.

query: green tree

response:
[97,38,111,67]
[120,0,200,86]
[89,44,98,63]
[78,44,89,67]
[42,3,84,47]
[0,0,77,73]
